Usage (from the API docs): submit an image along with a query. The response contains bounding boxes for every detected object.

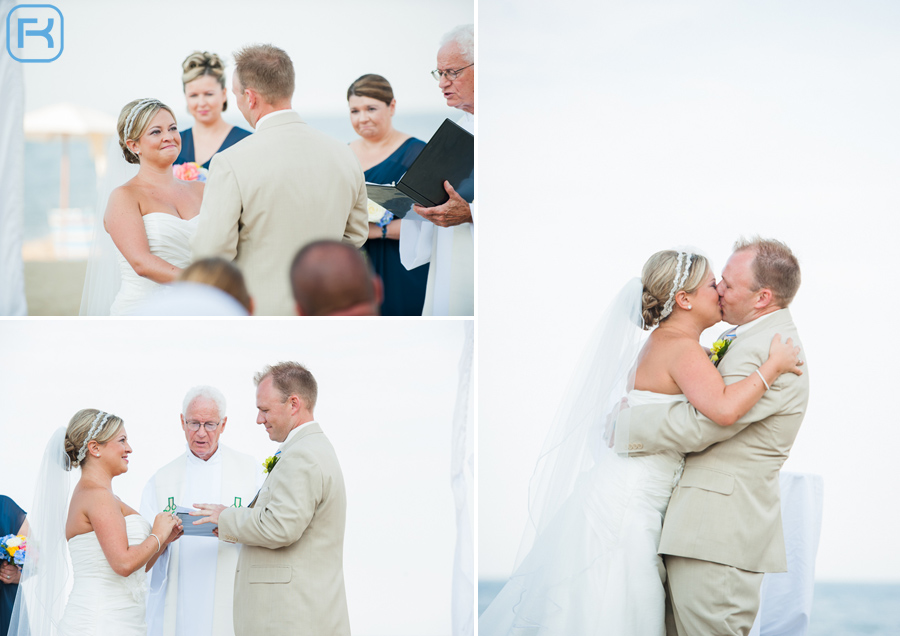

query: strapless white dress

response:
[479,391,687,635]
[109,213,198,316]
[61,514,151,636]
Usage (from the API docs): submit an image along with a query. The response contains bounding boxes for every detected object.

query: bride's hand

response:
[152,511,180,542]
[164,520,184,546]
[767,334,803,376]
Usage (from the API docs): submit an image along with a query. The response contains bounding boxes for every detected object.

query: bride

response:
[8,410,182,635]
[82,98,203,316]
[479,250,803,635]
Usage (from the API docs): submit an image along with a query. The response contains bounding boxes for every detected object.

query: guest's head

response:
[179,258,254,314]
[135,282,250,316]
[434,24,474,114]
[254,362,317,442]
[641,250,713,330]
[182,51,229,128]
[180,386,227,461]
[117,99,179,165]
[290,240,383,316]
[347,74,396,141]
[719,237,800,326]
[64,409,128,473]
[232,44,294,127]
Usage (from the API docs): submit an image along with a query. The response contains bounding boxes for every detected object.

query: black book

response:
[366,118,474,218]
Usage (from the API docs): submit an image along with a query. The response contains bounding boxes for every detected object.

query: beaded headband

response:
[123,98,161,150]
[76,411,113,462]
[659,252,694,320]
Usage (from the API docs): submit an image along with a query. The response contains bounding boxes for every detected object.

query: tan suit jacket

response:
[191,111,368,315]
[620,308,809,572]
[217,422,349,635]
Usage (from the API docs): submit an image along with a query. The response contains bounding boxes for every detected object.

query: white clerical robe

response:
[399,111,475,316]
[140,444,261,636]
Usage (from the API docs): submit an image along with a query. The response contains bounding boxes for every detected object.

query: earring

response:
[687,304,692,309]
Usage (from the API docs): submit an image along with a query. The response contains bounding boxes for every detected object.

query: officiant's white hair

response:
[182,385,227,418]
[440,24,474,63]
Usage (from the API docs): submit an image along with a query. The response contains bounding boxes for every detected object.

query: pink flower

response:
[173,162,208,182]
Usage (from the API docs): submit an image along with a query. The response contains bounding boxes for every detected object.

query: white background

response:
[21,0,474,132]
[0,319,468,635]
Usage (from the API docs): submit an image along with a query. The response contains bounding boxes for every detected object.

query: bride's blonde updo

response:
[64,408,124,470]
[116,98,176,165]
[182,51,228,111]
[641,250,711,330]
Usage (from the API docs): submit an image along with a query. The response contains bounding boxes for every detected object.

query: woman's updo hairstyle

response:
[182,51,228,111]
[346,74,394,106]
[64,408,124,470]
[116,98,176,165]
[641,250,711,330]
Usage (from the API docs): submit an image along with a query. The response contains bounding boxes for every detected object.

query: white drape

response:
[0,0,28,315]
[749,472,825,636]
[451,321,475,636]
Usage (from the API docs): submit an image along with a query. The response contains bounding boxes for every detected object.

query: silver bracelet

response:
[149,533,161,553]
[755,368,770,391]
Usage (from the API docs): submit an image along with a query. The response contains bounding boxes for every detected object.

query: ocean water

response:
[478,580,900,635]
[23,111,450,243]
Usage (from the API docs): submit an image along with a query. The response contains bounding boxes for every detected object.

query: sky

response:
[19,0,473,141]
[478,0,900,583]
[0,319,469,636]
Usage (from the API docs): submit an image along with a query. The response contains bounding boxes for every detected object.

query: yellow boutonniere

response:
[710,339,732,366]
[262,455,280,474]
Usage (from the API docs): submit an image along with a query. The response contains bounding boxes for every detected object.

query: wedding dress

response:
[479,390,686,635]
[109,214,198,316]
[61,514,151,636]
[9,429,153,636]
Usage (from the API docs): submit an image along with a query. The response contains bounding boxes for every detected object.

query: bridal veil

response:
[8,427,73,636]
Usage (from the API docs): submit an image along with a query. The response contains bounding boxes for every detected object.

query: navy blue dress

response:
[363,137,429,316]
[176,126,252,168]
[0,495,26,636]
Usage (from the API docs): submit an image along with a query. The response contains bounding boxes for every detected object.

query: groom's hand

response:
[191,503,226,526]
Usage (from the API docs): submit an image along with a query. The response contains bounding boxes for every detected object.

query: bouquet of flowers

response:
[0,534,26,567]
[367,199,394,228]
[173,162,209,182]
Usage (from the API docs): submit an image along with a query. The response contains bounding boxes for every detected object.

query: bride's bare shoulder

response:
[66,484,119,538]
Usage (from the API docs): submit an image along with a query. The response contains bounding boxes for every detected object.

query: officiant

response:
[140,386,261,636]
[399,24,475,316]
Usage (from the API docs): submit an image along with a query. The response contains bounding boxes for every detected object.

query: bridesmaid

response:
[0,496,26,636]
[176,51,251,169]
[348,74,429,316]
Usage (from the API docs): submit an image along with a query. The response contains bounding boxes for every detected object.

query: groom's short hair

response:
[254,362,317,412]
[733,236,801,307]
[233,44,295,103]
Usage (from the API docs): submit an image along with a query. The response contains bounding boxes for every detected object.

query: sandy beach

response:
[23,260,86,316]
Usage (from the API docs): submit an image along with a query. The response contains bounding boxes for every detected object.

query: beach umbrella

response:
[23,102,117,209]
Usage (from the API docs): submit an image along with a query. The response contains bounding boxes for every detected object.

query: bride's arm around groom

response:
[620,238,810,636]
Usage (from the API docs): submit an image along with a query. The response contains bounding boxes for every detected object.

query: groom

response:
[191,44,368,316]
[619,237,809,636]
[192,362,349,636]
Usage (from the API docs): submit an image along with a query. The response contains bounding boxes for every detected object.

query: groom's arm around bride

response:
[619,238,810,636]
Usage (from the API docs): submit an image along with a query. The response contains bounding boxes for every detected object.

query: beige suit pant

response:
[664,555,764,636]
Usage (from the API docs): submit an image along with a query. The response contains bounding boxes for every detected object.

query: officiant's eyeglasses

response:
[431,64,474,81]
[185,420,221,432]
